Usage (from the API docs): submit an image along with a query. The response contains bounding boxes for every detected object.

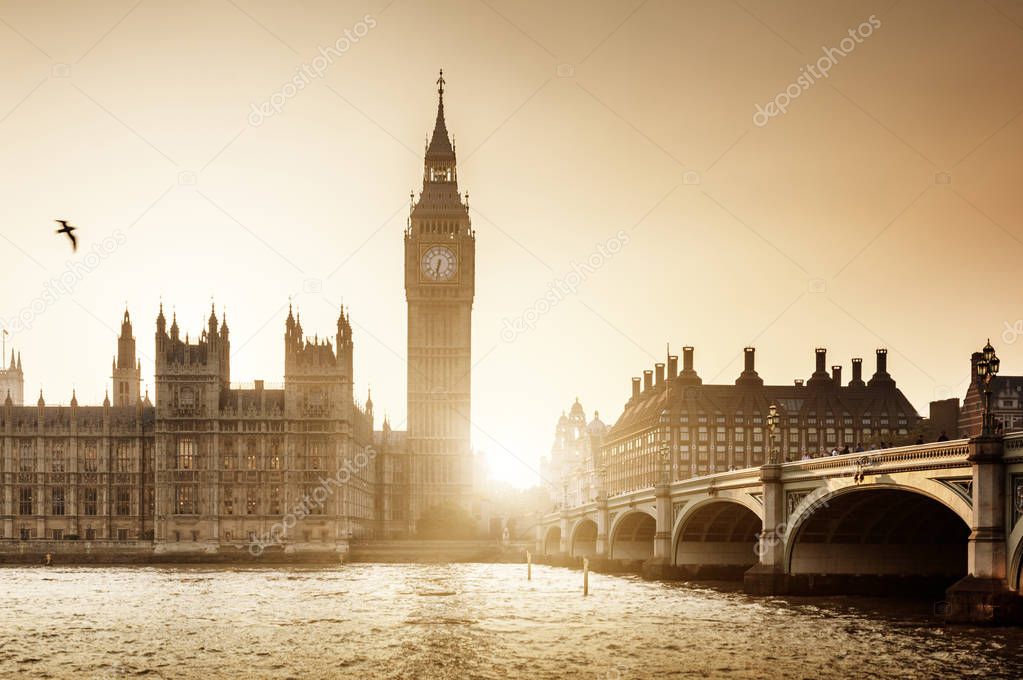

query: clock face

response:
[421,245,457,282]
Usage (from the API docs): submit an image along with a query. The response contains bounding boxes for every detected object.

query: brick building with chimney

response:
[601,347,921,495]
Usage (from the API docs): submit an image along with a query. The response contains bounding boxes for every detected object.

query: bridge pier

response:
[642,481,683,579]
[743,463,788,595]
[595,498,609,557]
[946,436,1023,625]
[558,511,569,556]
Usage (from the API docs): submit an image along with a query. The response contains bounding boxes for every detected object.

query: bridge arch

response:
[1009,524,1023,593]
[569,518,598,558]
[608,509,656,561]
[672,496,763,578]
[542,525,562,556]
[784,483,970,593]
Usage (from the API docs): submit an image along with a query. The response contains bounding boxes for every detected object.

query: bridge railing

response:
[780,438,972,478]
[547,434,1018,522]
[1002,431,1023,460]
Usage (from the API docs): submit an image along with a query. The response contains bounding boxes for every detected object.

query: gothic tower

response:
[282,303,353,419]
[112,308,142,406]
[0,348,24,406]
[405,71,476,524]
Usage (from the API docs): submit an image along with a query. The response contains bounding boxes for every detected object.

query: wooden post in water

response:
[526,551,532,580]
[583,557,589,596]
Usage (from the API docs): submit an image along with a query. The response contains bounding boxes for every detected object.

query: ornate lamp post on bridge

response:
[946,339,1023,624]
[766,403,780,465]
[659,442,672,485]
[976,339,1000,437]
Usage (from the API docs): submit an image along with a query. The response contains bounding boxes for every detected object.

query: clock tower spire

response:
[405,70,476,529]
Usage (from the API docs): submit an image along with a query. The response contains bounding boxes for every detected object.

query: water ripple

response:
[0,564,1021,679]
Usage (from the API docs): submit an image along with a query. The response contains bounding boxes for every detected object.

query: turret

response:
[337,306,354,385]
[113,307,141,406]
[208,302,218,336]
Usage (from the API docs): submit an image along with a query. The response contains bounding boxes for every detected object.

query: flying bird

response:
[55,220,77,251]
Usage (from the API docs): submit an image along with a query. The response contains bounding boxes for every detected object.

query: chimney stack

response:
[655,363,665,387]
[683,346,694,372]
[631,377,641,400]
[736,347,763,386]
[970,352,983,384]
[794,379,805,386]
[643,370,653,391]
[668,355,678,379]
[868,348,892,386]
[850,358,864,386]
[831,365,842,384]
[808,348,831,386]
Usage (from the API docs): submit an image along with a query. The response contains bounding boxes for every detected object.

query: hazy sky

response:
[2,0,1022,489]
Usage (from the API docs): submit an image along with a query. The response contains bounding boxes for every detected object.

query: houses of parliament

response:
[0,74,478,555]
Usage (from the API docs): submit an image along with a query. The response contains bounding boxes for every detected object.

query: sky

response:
[1,0,1022,490]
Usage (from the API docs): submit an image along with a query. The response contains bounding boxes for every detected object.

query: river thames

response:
[1,563,1021,679]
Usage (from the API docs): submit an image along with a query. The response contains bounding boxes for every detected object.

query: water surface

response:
[1,564,1020,679]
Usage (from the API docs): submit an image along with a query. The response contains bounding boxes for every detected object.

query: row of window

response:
[10,527,131,541]
[174,439,344,471]
[2,441,138,473]
[672,414,909,426]
[10,487,135,516]
[169,529,332,543]
[616,426,910,454]
[172,485,335,516]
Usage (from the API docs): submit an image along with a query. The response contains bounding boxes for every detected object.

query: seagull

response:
[55,220,77,251]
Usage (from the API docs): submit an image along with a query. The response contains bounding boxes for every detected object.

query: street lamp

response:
[976,339,1000,436]
[767,403,780,464]
[658,441,672,484]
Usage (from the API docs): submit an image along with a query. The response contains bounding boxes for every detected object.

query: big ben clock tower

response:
[405,71,475,525]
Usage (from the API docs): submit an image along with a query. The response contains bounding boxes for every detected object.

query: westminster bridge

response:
[537,434,1023,624]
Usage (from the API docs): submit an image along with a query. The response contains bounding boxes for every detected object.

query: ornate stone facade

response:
[540,399,606,507]
[0,305,377,556]
[0,75,480,551]
[403,71,476,526]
